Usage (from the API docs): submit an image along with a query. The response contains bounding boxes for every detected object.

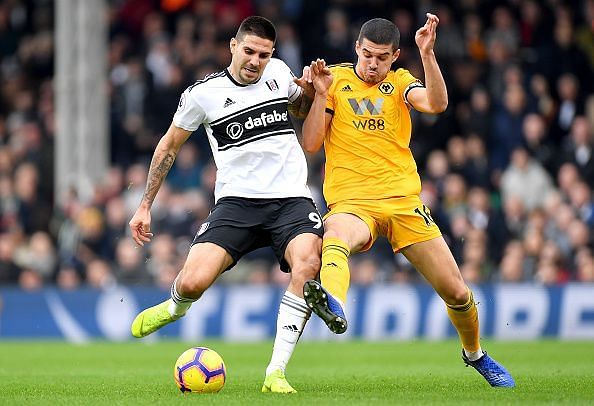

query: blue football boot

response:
[462,350,516,388]
[303,279,347,334]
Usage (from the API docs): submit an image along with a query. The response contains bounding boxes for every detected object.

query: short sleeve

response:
[287,65,303,103]
[172,88,206,131]
[397,69,424,106]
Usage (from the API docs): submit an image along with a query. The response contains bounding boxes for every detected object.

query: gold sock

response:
[320,237,350,304]
[446,288,480,352]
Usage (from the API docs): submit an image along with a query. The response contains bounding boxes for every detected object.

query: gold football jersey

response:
[323,64,424,206]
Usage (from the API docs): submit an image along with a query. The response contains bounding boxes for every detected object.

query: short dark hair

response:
[236,16,276,44]
[358,18,400,50]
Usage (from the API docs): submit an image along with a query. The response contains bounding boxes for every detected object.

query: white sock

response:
[265,291,311,376]
[464,348,484,362]
[168,277,194,317]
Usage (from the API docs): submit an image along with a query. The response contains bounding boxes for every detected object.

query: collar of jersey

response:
[352,63,365,83]
[225,68,261,87]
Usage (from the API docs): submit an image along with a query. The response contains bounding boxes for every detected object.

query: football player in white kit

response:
[129,16,322,393]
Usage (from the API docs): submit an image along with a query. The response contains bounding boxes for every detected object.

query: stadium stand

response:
[0,0,593,291]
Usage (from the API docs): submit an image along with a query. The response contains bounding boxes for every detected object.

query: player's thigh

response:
[284,232,322,281]
[177,242,234,295]
[400,236,468,304]
[324,211,372,253]
[267,197,323,274]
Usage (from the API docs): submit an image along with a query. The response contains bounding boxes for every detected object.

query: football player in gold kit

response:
[302,14,515,387]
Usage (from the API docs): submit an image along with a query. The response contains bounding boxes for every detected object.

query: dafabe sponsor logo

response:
[226,110,288,139]
[244,110,288,129]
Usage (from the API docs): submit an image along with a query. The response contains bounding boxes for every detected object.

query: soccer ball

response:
[173,347,226,393]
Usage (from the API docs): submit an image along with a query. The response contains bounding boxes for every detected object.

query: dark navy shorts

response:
[192,196,324,272]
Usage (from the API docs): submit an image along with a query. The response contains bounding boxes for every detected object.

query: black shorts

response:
[192,196,324,272]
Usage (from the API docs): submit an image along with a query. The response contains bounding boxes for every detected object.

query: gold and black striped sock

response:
[446,288,480,352]
[320,237,351,305]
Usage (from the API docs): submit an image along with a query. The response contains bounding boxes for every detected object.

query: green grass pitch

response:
[0,340,593,405]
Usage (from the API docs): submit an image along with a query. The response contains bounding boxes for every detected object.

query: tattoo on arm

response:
[288,93,313,119]
[142,151,176,206]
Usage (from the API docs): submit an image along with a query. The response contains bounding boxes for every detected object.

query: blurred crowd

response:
[0,0,593,291]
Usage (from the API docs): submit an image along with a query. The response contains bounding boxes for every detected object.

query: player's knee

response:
[292,255,321,282]
[446,285,471,306]
[176,272,208,299]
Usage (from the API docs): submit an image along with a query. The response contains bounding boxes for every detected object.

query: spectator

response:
[527,74,556,123]
[320,8,353,64]
[561,116,594,187]
[568,181,594,226]
[433,5,464,62]
[545,203,576,258]
[166,143,203,191]
[552,74,583,143]
[490,84,528,172]
[486,6,519,56]
[522,113,556,176]
[463,86,491,141]
[441,173,468,219]
[463,13,487,63]
[56,265,82,290]
[113,239,151,285]
[500,147,554,211]
[467,186,508,264]
[539,13,592,95]
[556,162,581,198]
[13,231,57,283]
[535,260,563,285]
[86,259,116,289]
[575,0,594,73]
[446,136,470,179]
[276,21,302,75]
[502,196,526,239]
[497,240,525,282]
[462,228,494,281]
[464,135,491,188]
[575,247,594,282]
[423,149,449,198]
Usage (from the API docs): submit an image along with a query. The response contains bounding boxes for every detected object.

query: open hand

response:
[310,58,333,96]
[415,13,439,55]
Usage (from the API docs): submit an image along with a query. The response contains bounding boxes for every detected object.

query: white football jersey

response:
[173,58,312,202]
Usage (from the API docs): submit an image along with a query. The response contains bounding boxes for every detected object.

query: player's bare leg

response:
[263,233,321,393]
[131,243,231,338]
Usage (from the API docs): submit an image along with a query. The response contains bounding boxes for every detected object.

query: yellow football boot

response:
[261,369,297,394]
[131,299,182,338]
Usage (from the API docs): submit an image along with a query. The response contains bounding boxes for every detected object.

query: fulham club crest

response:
[266,79,279,92]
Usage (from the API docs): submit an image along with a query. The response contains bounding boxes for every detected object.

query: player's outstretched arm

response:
[408,13,448,114]
[129,123,192,246]
[302,59,333,153]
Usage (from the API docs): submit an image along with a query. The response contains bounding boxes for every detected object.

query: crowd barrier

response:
[1,284,593,341]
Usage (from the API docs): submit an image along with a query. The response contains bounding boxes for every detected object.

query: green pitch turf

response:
[0,340,593,405]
